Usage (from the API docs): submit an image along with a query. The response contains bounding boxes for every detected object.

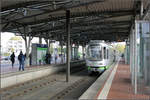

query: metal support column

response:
[130,27,134,86]
[74,45,76,60]
[77,44,79,59]
[60,41,63,63]
[125,42,127,64]
[126,39,130,64]
[71,43,73,60]
[132,29,135,87]
[72,47,74,60]
[39,37,42,44]
[66,10,70,82]
[82,45,84,60]
[134,21,138,94]
[140,1,144,19]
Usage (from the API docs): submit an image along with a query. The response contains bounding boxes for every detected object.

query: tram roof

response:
[1,0,150,44]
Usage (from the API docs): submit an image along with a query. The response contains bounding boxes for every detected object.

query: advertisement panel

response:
[31,44,48,65]
[37,47,47,65]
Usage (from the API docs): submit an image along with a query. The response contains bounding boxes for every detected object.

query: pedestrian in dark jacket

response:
[10,52,15,68]
[45,53,49,64]
[18,51,25,71]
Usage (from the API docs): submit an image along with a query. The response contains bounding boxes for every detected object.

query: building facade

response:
[7,36,25,56]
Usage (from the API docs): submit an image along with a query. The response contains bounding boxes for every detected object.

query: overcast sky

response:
[1,32,60,50]
[1,32,45,47]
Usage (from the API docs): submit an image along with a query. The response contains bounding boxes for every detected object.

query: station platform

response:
[1,62,65,75]
[80,59,150,99]
[1,60,83,74]
[1,58,66,74]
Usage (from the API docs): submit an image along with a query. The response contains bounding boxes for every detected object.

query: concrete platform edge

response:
[79,62,117,99]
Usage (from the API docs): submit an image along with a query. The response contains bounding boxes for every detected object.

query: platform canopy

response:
[1,0,150,44]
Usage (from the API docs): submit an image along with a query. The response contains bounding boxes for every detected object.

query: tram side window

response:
[107,49,109,59]
[104,47,107,59]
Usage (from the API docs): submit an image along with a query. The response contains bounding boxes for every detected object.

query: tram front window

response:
[87,45,102,61]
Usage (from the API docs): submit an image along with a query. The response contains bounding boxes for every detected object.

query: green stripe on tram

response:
[88,65,111,70]
[99,65,110,70]
[98,67,105,70]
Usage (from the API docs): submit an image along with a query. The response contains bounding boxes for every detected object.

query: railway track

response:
[50,76,92,100]
[50,70,99,100]
[1,65,99,100]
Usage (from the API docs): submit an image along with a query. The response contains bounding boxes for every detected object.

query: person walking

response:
[10,52,15,68]
[45,53,49,64]
[18,51,25,71]
[45,53,51,64]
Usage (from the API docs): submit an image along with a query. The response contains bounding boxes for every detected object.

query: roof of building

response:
[9,36,22,41]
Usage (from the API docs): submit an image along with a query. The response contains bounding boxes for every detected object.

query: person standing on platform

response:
[18,51,25,71]
[45,53,48,64]
[29,53,32,65]
[10,52,15,68]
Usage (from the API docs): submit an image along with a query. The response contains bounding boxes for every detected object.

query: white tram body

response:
[85,40,116,74]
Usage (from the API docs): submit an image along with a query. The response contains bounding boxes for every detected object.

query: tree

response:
[13,24,33,67]
[115,43,125,53]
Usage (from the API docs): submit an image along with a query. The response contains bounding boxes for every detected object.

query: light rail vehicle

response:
[85,40,119,75]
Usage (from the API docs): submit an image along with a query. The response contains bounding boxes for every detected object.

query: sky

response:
[1,32,60,53]
[1,32,46,47]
